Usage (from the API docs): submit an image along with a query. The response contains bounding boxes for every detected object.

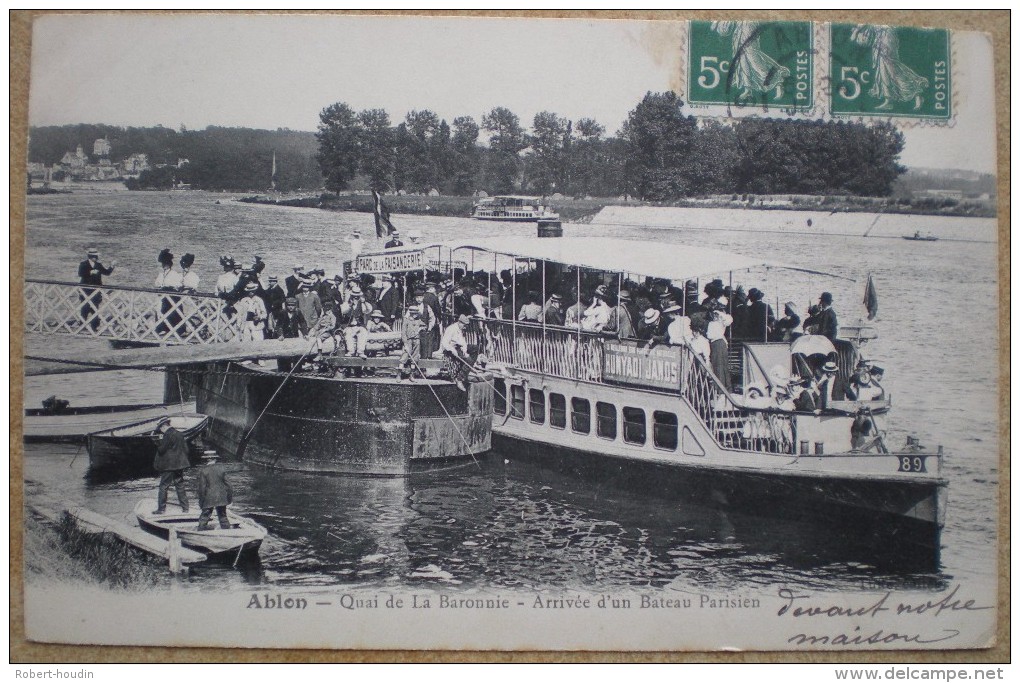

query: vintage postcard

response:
[16,12,1002,655]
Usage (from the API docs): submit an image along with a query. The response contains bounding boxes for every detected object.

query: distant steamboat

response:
[470,196,559,222]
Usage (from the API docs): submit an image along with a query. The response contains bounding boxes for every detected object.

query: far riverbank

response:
[237,191,996,223]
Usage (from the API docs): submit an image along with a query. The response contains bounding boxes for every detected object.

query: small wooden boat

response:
[24,401,198,442]
[86,413,209,475]
[902,231,938,241]
[134,500,267,560]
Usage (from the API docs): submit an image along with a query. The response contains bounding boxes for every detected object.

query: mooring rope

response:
[236,337,321,460]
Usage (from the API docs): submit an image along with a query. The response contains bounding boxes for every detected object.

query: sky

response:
[27,13,997,174]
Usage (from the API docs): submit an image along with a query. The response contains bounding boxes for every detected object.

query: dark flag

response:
[372,190,396,238]
[863,274,878,320]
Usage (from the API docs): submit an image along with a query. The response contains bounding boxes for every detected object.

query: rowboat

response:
[86,413,209,475]
[134,500,267,560]
[24,401,197,442]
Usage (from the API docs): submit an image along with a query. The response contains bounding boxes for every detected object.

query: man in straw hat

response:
[367,308,392,333]
[818,359,854,409]
[384,230,404,250]
[441,313,473,391]
[77,247,116,331]
[233,281,268,342]
[339,282,373,358]
[543,292,565,326]
[637,307,661,341]
[195,450,238,531]
[398,305,426,380]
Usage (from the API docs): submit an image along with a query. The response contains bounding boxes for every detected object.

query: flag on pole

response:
[863,274,878,320]
[372,190,396,238]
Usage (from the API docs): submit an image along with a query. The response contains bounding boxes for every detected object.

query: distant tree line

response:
[28,91,907,198]
[317,91,907,199]
[27,124,322,192]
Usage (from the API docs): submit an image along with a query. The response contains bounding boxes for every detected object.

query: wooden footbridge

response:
[23,279,428,375]
[24,280,319,372]
[25,279,246,345]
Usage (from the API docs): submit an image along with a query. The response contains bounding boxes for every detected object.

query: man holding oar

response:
[153,419,190,514]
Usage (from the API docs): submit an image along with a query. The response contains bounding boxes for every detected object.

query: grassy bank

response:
[24,514,172,590]
[239,192,995,221]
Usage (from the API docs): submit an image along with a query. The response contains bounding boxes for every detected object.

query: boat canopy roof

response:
[430,236,783,281]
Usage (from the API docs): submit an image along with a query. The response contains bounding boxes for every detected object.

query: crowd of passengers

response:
[437,268,883,411]
[136,246,884,408]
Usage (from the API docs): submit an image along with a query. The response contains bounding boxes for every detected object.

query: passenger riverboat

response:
[360,236,947,566]
[471,196,559,222]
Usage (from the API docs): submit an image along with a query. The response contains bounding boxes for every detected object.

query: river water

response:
[21,191,1000,599]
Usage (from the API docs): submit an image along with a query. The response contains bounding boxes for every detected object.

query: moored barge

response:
[190,360,492,476]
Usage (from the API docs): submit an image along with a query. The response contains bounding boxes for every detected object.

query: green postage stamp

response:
[686,21,952,122]
[830,24,951,119]
[687,20,815,111]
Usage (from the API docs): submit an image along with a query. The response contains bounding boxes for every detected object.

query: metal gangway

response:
[24,279,243,345]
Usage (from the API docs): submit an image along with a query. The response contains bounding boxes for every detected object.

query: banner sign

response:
[602,341,681,390]
[355,250,426,274]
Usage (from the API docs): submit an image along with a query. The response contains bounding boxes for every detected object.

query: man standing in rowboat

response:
[153,419,190,514]
[196,451,235,531]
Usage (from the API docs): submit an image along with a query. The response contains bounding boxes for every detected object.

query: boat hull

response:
[24,401,197,442]
[472,215,544,222]
[493,431,945,569]
[134,500,266,561]
[85,414,209,476]
[190,362,492,476]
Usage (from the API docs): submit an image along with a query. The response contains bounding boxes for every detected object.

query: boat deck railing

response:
[470,318,796,455]
[25,279,242,344]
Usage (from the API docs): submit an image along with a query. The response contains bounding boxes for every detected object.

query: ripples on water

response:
[22,192,999,595]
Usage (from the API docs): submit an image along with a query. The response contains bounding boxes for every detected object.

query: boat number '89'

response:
[898,455,927,473]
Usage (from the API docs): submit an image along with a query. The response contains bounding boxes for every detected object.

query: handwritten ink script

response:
[777,584,993,647]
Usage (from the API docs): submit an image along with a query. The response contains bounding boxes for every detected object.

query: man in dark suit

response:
[285,265,305,298]
[196,451,238,531]
[153,419,191,514]
[816,292,839,340]
[384,231,404,249]
[77,247,116,331]
[745,288,775,342]
[420,283,442,359]
[376,274,401,324]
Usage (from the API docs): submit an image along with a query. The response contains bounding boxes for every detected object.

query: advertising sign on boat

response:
[355,250,426,274]
[603,341,681,390]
